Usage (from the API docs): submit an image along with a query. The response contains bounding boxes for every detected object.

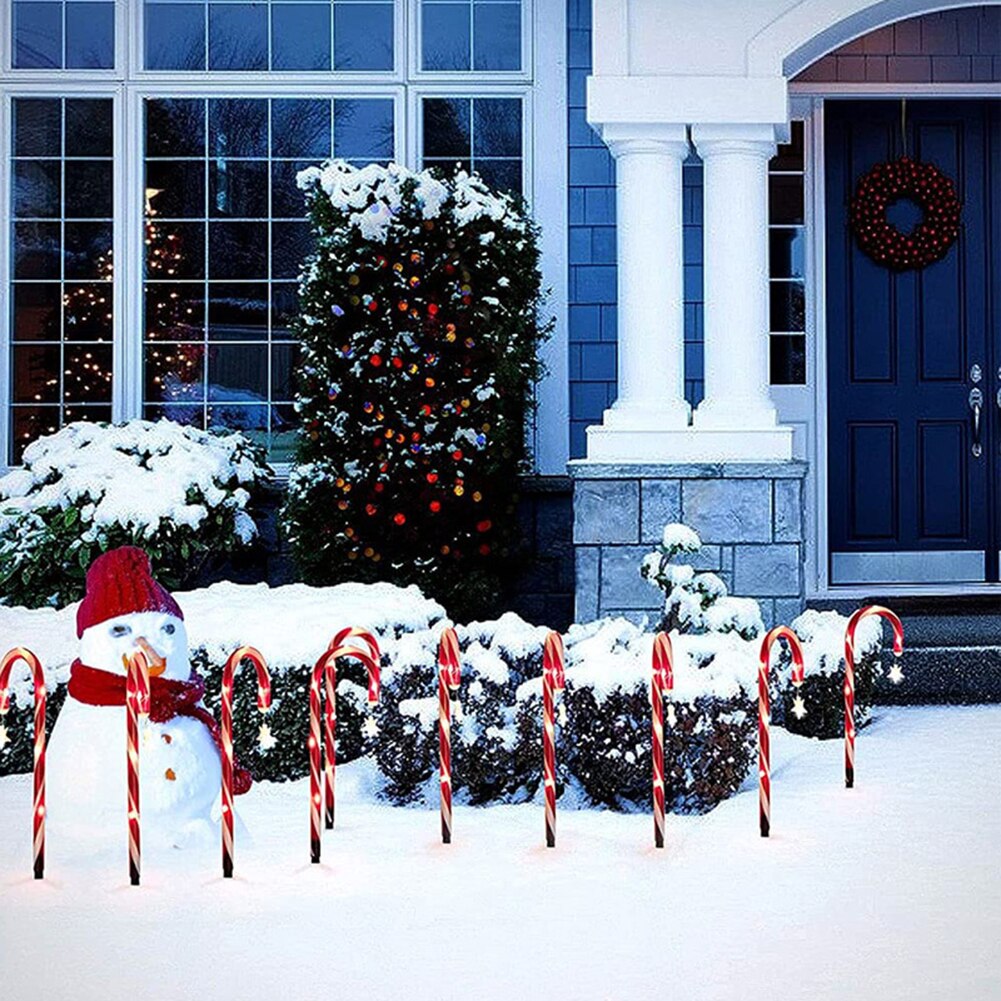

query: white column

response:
[585,125,690,461]
[692,124,780,432]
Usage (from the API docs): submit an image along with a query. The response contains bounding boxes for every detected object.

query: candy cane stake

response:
[0,648,46,879]
[125,649,151,886]
[758,627,806,839]
[844,606,904,790]
[437,628,461,845]
[309,641,380,864]
[323,628,381,829]
[651,633,674,850]
[221,646,271,879]
[542,632,565,849]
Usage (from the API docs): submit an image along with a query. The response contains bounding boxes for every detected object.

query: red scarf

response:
[68,660,252,795]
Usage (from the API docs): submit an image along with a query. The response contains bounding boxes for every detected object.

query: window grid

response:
[768,119,806,386]
[419,0,524,74]
[11,0,116,70]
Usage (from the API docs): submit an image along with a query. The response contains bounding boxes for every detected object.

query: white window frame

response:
[1,0,568,473]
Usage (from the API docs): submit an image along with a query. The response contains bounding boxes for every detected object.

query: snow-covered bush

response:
[283,160,550,620]
[0,420,270,609]
[641,524,764,640]
[554,620,758,813]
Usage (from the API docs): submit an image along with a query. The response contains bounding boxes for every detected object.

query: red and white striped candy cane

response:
[323,628,381,828]
[437,628,461,845]
[542,631,565,849]
[651,632,674,850]
[308,640,380,864]
[758,626,805,839]
[843,606,904,790]
[0,647,46,879]
[220,645,271,879]
[125,649,151,885]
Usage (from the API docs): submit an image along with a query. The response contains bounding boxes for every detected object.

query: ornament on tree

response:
[850,157,961,271]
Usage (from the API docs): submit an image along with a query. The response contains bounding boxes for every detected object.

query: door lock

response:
[970,387,983,458]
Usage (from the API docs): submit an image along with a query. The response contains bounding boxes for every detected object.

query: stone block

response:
[640,479,682,543]
[733,544,801,598]
[574,479,638,543]
[600,545,662,610]
[773,479,803,542]
[682,479,771,543]
[575,546,600,622]
[773,597,806,626]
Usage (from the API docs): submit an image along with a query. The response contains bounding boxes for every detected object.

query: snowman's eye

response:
[163,623,176,635]
[110,624,131,638]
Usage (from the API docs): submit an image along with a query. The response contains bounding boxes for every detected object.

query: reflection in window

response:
[768,120,806,385]
[143,97,395,461]
[421,0,521,71]
[143,0,394,71]
[422,97,523,193]
[8,98,114,462]
[12,0,115,68]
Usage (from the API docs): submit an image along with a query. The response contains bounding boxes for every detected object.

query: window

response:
[143,97,395,461]
[12,0,115,69]
[9,98,114,463]
[768,120,806,385]
[420,0,522,71]
[143,0,395,71]
[4,1,534,464]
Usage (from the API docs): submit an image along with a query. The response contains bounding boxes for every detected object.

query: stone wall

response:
[569,462,808,627]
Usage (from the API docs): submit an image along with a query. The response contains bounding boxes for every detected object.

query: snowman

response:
[47,546,252,848]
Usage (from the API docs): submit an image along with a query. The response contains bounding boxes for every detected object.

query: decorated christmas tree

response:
[283,162,548,617]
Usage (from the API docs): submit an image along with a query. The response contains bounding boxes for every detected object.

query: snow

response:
[0,706,997,1000]
[791,608,884,677]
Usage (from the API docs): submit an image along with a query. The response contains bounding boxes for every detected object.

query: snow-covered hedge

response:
[0,420,271,608]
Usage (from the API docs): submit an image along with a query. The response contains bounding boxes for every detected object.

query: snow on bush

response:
[0,420,270,609]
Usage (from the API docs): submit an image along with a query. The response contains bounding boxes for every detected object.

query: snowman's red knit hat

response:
[76,546,184,637]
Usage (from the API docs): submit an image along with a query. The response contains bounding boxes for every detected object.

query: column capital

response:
[599,122,690,161]
[691,123,781,159]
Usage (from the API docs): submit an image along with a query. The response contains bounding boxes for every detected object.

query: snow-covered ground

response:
[1,706,998,1001]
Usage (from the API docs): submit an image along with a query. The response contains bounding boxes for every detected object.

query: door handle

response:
[970,387,983,458]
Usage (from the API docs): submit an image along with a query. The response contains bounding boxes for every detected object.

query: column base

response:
[585,424,793,462]
[693,396,779,431]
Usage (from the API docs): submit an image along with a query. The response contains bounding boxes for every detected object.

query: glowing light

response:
[887,662,905,685]
[791,695,808,720]
[258,722,277,751]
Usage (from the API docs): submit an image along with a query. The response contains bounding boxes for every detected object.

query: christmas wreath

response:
[850,156,961,271]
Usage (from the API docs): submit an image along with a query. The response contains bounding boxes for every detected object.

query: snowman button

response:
[165,768,176,781]
[162,733,172,744]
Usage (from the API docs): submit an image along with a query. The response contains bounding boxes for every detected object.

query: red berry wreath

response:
[850,156,961,271]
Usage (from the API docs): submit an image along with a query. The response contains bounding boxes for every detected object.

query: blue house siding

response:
[566,0,704,459]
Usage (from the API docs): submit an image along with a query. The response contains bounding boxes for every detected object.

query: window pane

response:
[65,99,113,156]
[65,223,113,279]
[422,2,470,70]
[769,281,806,333]
[12,283,62,341]
[473,98,521,156]
[209,3,268,70]
[208,222,268,279]
[145,4,206,70]
[63,344,113,403]
[770,335,806,385]
[208,283,269,340]
[473,2,520,71]
[423,98,470,158]
[209,344,269,401]
[65,2,114,68]
[146,162,206,219]
[271,100,331,159]
[11,407,62,462]
[145,344,206,404]
[14,222,62,279]
[769,228,805,279]
[14,161,61,219]
[271,343,300,400]
[476,159,520,193]
[769,175,804,225]
[334,2,393,71]
[63,282,113,340]
[334,99,394,162]
[273,222,311,280]
[771,121,804,173]
[271,283,299,339]
[64,161,113,218]
[13,2,62,69]
[271,161,313,218]
[209,161,269,218]
[146,222,205,280]
[210,100,267,158]
[147,99,206,158]
[13,345,61,404]
[209,404,268,438]
[145,284,205,341]
[14,100,61,157]
[272,4,331,70]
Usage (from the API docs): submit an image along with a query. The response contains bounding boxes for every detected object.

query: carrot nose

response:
[134,637,167,677]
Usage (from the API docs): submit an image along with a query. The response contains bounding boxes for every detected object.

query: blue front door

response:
[826,100,1001,585]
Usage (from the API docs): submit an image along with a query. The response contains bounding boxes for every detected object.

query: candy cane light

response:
[758,627,806,839]
[651,632,674,850]
[220,645,271,878]
[437,628,462,845]
[843,605,904,789]
[324,627,381,829]
[542,631,565,849]
[308,639,380,864]
[0,647,46,879]
[125,649,151,886]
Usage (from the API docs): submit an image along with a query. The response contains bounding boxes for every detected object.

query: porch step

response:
[806,596,1001,703]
